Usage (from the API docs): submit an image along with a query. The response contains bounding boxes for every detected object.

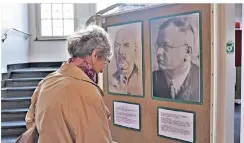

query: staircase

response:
[1,62,62,143]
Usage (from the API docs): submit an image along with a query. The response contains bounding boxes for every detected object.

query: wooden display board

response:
[103,4,211,143]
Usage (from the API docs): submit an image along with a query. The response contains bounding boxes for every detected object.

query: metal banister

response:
[2,28,31,43]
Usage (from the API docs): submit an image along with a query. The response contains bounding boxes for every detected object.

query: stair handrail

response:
[2,28,31,43]
[85,3,125,27]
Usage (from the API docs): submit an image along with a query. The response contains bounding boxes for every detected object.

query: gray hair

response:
[68,25,113,59]
[157,17,195,46]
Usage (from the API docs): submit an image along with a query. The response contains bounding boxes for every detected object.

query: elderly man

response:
[109,27,141,95]
[152,17,200,102]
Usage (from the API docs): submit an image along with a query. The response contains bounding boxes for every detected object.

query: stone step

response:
[2,97,31,109]
[0,63,61,140]
[1,120,26,138]
[12,68,58,72]
[2,78,43,88]
[9,68,56,79]
[7,62,62,72]
[2,86,35,98]
[2,73,9,81]
[2,108,28,122]
[1,137,18,143]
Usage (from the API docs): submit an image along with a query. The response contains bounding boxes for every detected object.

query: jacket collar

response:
[57,62,93,83]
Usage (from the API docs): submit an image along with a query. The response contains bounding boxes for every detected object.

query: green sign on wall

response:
[226,41,234,53]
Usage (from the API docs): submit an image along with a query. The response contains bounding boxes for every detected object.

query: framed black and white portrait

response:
[149,11,203,104]
[106,21,144,97]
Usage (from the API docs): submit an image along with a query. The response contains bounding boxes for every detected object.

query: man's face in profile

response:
[114,29,136,74]
[156,23,192,71]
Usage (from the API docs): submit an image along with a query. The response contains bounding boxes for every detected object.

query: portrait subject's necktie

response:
[119,75,128,93]
[169,80,176,99]
[123,76,127,84]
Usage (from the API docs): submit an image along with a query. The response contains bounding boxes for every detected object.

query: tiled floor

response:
[234,103,241,143]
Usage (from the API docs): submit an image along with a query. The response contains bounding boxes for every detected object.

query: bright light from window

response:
[41,3,74,36]
[96,3,116,12]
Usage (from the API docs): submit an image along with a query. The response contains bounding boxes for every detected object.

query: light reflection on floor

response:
[234,103,241,143]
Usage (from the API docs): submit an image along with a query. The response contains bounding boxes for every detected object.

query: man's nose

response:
[121,45,128,53]
[119,47,127,55]
[157,47,165,55]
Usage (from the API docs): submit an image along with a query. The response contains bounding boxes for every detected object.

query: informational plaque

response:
[157,107,196,142]
[113,101,141,131]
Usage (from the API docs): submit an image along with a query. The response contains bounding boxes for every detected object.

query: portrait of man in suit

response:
[107,22,143,96]
[151,14,200,102]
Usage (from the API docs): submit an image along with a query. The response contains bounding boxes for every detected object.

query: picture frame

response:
[149,10,203,104]
[157,107,196,143]
[106,20,145,98]
[113,100,141,131]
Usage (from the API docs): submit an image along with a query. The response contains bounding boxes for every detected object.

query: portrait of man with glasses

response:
[151,14,200,102]
[107,22,143,96]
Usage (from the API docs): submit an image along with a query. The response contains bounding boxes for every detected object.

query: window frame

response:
[35,3,78,41]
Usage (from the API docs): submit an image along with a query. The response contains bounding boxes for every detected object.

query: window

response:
[36,3,76,40]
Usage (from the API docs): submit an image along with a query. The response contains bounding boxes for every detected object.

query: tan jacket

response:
[25,63,113,143]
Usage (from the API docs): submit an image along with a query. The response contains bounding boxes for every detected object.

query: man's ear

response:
[184,45,192,62]
[134,47,138,59]
[186,45,192,56]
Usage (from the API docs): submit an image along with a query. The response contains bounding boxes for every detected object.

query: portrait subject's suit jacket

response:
[109,64,141,95]
[152,63,200,102]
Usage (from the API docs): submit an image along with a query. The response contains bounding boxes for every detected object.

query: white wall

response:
[236,4,242,29]
[214,4,236,143]
[225,4,236,143]
[1,4,29,73]
[241,4,244,143]
[28,4,96,62]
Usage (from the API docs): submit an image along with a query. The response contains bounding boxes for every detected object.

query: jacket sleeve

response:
[25,80,43,129]
[62,84,113,143]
